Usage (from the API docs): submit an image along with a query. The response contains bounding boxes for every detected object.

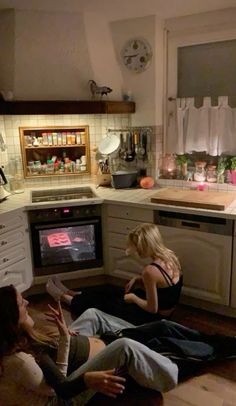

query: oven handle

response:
[33,219,100,230]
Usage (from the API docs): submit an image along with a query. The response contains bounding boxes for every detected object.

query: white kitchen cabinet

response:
[104,204,153,279]
[158,225,232,305]
[0,208,33,292]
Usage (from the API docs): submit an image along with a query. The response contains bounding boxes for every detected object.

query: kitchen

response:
[1,1,236,404]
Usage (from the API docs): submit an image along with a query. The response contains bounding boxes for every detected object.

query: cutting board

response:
[150,188,236,211]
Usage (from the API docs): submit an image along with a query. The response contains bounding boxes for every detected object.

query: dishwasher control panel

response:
[154,210,233,236]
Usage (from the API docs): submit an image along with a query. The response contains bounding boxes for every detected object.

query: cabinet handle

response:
[1,240,7,246]
[3,258,9,263]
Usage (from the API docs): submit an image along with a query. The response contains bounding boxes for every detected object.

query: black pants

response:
[70,286,165,325]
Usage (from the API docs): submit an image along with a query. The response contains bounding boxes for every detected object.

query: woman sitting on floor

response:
[0,285,178,406]
[46,223,183,325]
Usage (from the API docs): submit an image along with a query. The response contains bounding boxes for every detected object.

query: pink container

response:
[231,170,236,184]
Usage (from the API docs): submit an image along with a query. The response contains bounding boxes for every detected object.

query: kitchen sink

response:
[31,186,97,203]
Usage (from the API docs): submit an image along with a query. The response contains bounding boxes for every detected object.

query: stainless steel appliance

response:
[28,204,103,276]
[31,186,97,203]
[154,210,233,305]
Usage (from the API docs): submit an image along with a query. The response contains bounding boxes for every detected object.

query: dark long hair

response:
[0,285,20,365]
[0,285,56,371]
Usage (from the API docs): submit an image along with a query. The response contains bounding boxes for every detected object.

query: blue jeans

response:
[69,308,178,393]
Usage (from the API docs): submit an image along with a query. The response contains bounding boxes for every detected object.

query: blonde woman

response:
[123,223,183,323]
[47,224,182,325]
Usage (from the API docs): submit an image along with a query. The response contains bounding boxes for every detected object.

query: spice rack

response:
[19,126,90,178]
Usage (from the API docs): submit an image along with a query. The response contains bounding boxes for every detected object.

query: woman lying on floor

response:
[0,285,178,406]
[40,306,236,403]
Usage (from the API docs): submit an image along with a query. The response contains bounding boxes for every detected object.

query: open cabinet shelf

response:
[19,126,90,178]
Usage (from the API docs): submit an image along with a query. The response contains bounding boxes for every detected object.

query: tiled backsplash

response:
[0,114,163,188]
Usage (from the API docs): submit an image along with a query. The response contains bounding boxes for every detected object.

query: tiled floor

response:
[28,290,236,406]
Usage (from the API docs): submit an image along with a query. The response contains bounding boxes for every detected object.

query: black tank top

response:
[150,263,183,310]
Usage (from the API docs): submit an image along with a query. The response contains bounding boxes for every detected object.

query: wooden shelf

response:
[25,144,86,149]
[0,100,135,115]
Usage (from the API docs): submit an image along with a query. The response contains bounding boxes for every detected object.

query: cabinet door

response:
[0,209,24,235]
[108,247,145,279]
[0,209,33,292]
[159,226,232,305]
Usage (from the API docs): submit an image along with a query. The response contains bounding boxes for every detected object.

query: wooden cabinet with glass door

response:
[19,126,90,178]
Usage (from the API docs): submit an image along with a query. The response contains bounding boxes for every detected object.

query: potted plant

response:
[230,157,236,184]
[176,155,189,179]
[217,157,228,183]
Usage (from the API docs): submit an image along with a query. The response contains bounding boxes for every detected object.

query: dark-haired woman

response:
[0,285,177,405]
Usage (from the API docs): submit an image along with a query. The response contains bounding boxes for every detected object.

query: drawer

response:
[107,204,153,222]
[0,259,30,293]
[0,211,24,235]
[0,228,25,255]
[108,232,128,249]
[108,217,145,235]
[0,246,26,270]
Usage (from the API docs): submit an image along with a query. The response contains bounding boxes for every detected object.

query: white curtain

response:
[166,96,236,156]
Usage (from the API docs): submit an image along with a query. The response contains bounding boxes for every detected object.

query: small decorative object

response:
[197,182,206,191]
[161,154,177,178]
[88,80,112,99]
[206,165,217,182]
[194,161,206,182]
[230,157,236,185]
[121,38,152,73]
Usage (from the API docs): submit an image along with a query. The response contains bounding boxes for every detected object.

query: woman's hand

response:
[84,370,126,398]
[45,302,69,337]
[124,293,136,304]
[124,277,138,293]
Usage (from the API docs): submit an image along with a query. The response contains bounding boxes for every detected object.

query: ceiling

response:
[1,0,236,20]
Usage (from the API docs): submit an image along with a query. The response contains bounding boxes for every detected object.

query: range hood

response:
[0,99,135,115]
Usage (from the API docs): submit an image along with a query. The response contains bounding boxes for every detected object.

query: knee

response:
[80,307,99,318]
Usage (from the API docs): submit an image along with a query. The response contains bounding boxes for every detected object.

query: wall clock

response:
[121,38,152,73]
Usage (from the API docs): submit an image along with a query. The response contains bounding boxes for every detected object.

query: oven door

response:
[31,217,103,276]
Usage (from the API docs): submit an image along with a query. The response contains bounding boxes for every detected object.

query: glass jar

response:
[206,165,217,183]
[194,161,206,182]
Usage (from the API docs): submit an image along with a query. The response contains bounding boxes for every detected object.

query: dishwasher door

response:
[154,211,233,305]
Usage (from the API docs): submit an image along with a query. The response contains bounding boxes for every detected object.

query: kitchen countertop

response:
[1,183,236,219]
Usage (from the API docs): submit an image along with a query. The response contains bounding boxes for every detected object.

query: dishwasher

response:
[154,210,233,305]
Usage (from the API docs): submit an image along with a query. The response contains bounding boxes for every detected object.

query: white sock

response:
[51,275,69,293]
[46,278,63,301]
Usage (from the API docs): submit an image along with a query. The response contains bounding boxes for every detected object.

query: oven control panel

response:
[28,205,101,223]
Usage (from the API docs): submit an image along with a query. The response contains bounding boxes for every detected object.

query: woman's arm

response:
[124,267,158,313]
[12,352,55,397]
[39,353,125,399]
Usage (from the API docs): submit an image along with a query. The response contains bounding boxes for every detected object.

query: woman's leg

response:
[69,308,135,336]
[68,337,178,393]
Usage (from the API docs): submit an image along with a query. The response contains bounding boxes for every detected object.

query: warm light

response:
[197,182,206,191]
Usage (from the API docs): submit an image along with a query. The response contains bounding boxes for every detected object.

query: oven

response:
[28,204,103,276]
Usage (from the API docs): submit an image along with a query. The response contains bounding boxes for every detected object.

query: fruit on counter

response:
[139,176,155,189]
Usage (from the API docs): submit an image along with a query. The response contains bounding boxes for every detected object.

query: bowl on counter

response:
[111,170,138,189]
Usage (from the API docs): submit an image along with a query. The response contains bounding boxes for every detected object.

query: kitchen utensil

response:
[125,132,135,162]
[111,170,138,189]
[119,133,127,160]
[98,134,120,155]
[0,167,10,201]
[150,188,236,211]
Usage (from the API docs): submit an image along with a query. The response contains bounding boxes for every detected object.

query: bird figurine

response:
[88,80,113,99]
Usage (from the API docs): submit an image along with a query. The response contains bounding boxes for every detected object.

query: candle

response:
[197,182,206,191]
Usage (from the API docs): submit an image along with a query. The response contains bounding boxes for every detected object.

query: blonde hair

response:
[127,223,181,276]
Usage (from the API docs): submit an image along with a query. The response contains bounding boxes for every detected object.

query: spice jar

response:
[206,165,217,183]
[194,161,206,182]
